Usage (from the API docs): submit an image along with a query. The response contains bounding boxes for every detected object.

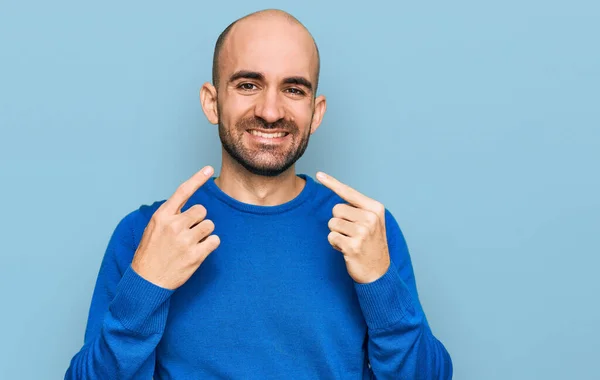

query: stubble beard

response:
[217,111,313,177]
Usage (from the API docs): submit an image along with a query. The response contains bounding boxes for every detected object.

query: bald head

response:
[211,9,321,92]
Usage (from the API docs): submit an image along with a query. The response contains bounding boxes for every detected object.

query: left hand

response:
[317,171,391,284]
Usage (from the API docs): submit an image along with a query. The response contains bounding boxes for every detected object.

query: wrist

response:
[349,255,391,284]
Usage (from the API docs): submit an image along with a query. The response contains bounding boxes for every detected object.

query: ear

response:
[309,95,327,134]
[200,82,219,125]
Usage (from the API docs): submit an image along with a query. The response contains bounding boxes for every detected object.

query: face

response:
[201,16,326,177]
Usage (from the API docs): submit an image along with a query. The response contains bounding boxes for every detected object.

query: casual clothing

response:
[65,174,452,379]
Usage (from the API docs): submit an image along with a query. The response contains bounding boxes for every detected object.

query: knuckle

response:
[201,219,215,234]
[191,204,207,218]
[192,204,206,213]
[357,225,368,236]
[182,231,196,245]
[203,235,220,251]
[366,212,378,225]
[332,203,343,216]
[210,235,221,248]
[146,216,158,231]
[151,210,166,224]
[327,231,337,243]
[327,218,336,229]
[165,221,179,234]
[333,203,348,218]
[367,223,377,233]
[185,249,201,265]
[186,204,199,212]
[183,205,205,222]
[365,218,377,232]
[350,240,361,254]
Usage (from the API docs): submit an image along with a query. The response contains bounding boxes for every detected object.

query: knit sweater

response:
[65,174,452,379]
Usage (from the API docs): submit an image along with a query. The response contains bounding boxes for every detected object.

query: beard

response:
[218,113,312,177]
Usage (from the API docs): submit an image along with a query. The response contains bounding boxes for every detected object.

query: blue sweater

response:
[65,174,452,379]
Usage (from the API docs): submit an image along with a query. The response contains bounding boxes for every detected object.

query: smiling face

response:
[201,12,327,177]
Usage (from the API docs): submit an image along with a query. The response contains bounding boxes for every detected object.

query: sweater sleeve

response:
[353,210,452,379]
[64,210,174,380]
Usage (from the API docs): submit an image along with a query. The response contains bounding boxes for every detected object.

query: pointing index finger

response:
[163,166,214,214]
[316,171,375,210]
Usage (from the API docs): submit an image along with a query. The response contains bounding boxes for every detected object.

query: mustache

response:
[236,117,299,133]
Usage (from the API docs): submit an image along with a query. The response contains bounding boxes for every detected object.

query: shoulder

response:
[97,199,166,274]
[112,199,166,249]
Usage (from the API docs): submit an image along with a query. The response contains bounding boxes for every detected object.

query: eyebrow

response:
[228,70,313,93]
[229,70,264,83]
[282,76,313,92]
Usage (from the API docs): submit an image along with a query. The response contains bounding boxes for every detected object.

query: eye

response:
[285,87,305,96]
[238,83,257,91]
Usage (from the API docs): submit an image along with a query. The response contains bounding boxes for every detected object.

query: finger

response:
[194,234,221,260]
[162,166,214,214]
[332,203,364,222]
[328,231,350,252]
[328,217,363,237]
[181,204,207,228]
[316,172,376,210]
[189,219,215,243]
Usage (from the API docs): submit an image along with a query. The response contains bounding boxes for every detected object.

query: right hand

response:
[131,165,220,290]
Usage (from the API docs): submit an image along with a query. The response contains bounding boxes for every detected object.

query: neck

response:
[214,151,305,206]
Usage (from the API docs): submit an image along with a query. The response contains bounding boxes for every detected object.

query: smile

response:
[248,130,289,139]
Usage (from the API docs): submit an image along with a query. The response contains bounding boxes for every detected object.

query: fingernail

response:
[203,166,214,176]
[316,172,326,180]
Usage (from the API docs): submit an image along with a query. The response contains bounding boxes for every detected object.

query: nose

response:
[254,88,285,124]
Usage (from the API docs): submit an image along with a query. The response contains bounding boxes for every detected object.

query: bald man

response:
[65,9,452,380]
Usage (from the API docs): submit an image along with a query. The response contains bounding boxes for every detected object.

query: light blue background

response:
[1,1,598,379]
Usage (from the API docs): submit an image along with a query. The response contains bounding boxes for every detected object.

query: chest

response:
[157,215,367,367]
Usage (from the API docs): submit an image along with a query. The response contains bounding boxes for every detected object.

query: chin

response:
[239,160,294,177]
[220,133,309,177]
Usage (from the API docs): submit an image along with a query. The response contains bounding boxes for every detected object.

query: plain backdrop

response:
[1,1,599,379]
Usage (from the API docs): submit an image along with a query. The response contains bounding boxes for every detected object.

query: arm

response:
[354,210,452,379]
[65,210,174,380]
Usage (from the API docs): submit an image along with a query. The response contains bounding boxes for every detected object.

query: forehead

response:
[221,17,318,81]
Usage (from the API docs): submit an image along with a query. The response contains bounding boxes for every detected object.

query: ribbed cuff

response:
[109,265,174,336]
[354,261,416,331]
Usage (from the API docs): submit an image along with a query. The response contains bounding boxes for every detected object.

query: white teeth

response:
[249,130,287,138]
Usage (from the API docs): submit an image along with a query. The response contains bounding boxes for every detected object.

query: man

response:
[65,9,452,379]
